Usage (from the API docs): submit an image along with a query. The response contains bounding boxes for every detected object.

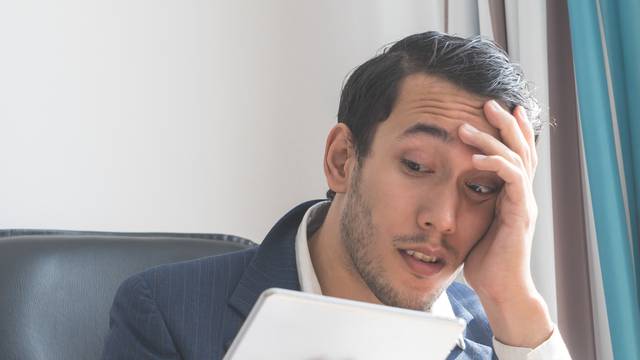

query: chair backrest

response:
[0,229,257,360]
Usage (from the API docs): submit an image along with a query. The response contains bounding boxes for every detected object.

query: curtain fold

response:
[566,0,640,358]
[487,0,507,51]
[547,0,596,358]
[477,0,507,51]
[600,0,640,302]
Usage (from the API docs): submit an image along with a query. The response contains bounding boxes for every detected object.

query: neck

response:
[309,199,381,304]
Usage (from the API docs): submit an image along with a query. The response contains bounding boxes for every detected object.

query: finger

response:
[514,106,538,174]
[483,101,532,172]
[472,154,526,201]
[459,123,524,169]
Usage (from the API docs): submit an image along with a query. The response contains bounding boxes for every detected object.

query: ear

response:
[323,124,357,195]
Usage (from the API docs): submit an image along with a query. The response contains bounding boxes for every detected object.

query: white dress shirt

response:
[294,201,572,359]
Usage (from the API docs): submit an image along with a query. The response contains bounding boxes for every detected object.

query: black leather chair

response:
[0,229,257,360]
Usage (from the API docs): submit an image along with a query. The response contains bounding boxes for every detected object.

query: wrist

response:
[480,290,554,348]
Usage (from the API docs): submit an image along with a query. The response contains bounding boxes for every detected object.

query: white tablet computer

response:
[224,288,465,360]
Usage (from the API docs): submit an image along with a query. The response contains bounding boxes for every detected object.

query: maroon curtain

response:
[547,0,596,358]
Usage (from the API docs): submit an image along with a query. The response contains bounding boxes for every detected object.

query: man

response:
[102,32,571,359]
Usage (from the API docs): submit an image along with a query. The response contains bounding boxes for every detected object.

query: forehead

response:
[381,73,500,140]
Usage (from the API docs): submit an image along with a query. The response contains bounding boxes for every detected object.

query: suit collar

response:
[227,200,324,317]
[223,200,323,352]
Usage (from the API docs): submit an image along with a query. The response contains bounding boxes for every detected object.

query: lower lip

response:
[399,250,445,277]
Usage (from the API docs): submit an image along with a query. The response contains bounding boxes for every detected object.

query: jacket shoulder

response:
[104,247,258,359]
[136,247,259,327]
[138,247,259,298]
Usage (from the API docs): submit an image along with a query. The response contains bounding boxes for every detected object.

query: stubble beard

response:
[339,166,444,312]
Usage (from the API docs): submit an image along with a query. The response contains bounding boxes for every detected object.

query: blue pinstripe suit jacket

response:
[102,200,496,359]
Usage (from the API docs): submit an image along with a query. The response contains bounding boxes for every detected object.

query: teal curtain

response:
[600,0,640,298]
[567,0,640,358]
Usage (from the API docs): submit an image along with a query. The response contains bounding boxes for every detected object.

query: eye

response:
[466,183,497,195]
[401,159,433,174]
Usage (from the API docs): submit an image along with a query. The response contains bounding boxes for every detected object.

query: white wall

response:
[0,0,446,242]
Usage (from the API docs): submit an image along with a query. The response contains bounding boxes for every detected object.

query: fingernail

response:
[462,123,478,133]
[489,100,501,111]
[472,154,487,161]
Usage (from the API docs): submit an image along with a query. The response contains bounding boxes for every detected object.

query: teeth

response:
[404,249,438,263]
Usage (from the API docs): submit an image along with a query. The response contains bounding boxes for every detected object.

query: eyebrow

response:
[397,122,452,143]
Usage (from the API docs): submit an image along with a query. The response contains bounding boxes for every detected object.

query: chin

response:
[407,270,457,298]
[405,270,449,289]
[399,287,444,312]
[410,282,444,300]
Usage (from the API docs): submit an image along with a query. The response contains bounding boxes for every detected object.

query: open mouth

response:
[399,249,445,277]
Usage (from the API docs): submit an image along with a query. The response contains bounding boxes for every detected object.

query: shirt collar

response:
[294,201,465,350]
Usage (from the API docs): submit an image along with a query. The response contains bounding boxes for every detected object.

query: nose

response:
[417,186,459,235]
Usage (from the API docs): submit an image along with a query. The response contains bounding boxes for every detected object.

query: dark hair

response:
[326,31,540,200]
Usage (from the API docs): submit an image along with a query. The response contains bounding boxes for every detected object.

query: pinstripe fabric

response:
[446,284,496,360]
[102,200,495,359]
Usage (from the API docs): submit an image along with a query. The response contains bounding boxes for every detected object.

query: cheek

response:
[359,163,419,240]
[366,155,423,208]
[457,202,496,249]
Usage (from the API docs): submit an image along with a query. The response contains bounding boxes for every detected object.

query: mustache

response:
[392,234,429,244]
[392,233,458,258]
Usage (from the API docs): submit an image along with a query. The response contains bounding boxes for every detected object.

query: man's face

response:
[339,74,503,311]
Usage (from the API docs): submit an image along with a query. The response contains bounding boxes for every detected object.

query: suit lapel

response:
[222,200,324,351]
